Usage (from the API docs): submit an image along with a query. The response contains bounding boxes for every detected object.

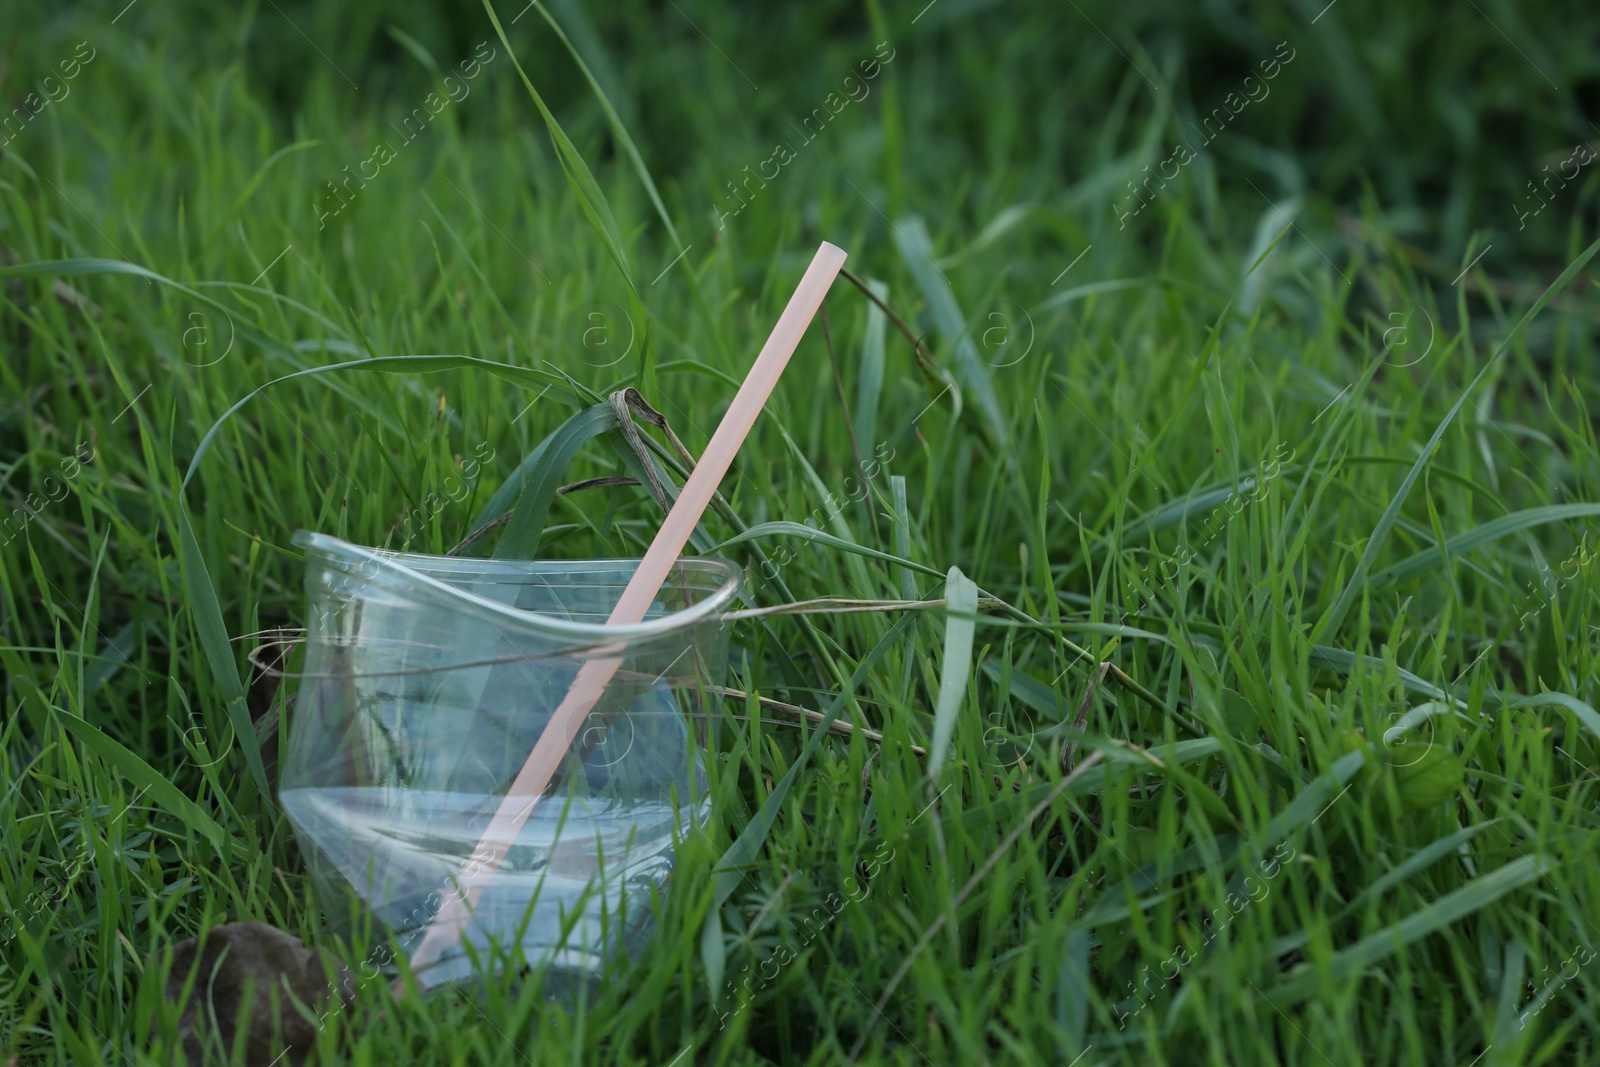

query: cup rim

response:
[293,530,743,639]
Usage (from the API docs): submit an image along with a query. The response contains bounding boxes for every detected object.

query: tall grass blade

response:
[891,217,1010,450]
[1263,855,1554,1006]
[1315,234,1600,642]
[711,522,946,580]
[927,565,978,780]
[54,712,232,855]
[1370,503,1600,591]
[494,403,618,558]
[483,0,653,392]
[854,278,888,461]
[712,611,920,907]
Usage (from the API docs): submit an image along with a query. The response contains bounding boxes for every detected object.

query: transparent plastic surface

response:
[280,532,737,988]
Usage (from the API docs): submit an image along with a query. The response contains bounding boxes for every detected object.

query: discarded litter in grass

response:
[279,242,845,991]
[399,242,845,981]
[280,535,739,988]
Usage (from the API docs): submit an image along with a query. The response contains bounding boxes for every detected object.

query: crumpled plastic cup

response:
[279,532,738,988]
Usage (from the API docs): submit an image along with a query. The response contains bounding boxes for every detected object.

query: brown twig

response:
[718,595,1002,623]
[837,265,961,405]
[1065,662,1113,772]
[714,684,926,757]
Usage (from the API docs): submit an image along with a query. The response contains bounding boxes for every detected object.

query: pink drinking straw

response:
[403,241,848,980]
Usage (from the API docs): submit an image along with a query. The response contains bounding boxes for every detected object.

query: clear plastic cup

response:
[279,532,738,989]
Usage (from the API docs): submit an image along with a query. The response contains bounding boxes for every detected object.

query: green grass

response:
[4,0,1600,1063]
